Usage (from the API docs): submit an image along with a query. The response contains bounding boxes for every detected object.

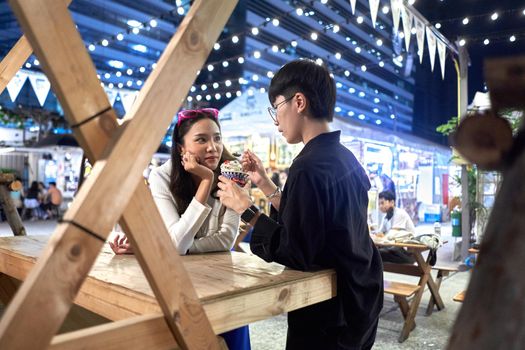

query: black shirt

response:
[251,131,383,349]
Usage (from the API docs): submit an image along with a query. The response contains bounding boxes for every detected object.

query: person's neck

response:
[302,119,330,145]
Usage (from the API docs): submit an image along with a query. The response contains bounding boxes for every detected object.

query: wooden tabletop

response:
[0,236,336,333]
[373,240,429,250]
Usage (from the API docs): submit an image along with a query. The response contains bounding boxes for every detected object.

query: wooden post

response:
[0,0,237,349]
[0,185,26,236]
[0,173,26,237]
[457,44,471,261]
[448,56,525,349]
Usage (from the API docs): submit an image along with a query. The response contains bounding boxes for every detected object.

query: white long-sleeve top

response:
[148,160,240,255]
[378,207,416,234]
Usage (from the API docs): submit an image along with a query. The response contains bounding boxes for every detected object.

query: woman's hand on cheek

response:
[181,151,214,180]
[217,175,252,214]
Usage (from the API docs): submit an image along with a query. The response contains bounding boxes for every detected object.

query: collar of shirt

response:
[296,130,341,159]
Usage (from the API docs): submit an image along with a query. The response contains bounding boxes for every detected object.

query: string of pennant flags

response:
[5,69,139,113]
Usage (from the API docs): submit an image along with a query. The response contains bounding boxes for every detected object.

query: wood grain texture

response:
[384,281,420,298]
[2,0,237,348]
[0,36,32,93]
[0,185,26,236]
[447,57,525,350]
[0,236,336,335]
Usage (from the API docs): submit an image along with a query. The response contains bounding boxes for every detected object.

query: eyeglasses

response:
[177,108,219,127]
[267,96,294,123]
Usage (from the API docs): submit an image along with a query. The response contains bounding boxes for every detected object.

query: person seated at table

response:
[109,108,250,350]
[376,190,416,264]
[377,190,415,236]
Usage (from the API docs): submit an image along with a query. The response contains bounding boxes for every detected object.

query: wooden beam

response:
[448,56,525,350]
[0,36,32,93]
[49,268,335,349]
[0,236,336,334]
[0,0,237,349]
[0,185,26,236]
[51,314,179,350]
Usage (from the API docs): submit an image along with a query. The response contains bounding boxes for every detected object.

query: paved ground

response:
[0,220,470,349]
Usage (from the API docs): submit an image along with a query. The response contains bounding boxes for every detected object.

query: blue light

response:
[131,44,148,53]
[108,60,124,69]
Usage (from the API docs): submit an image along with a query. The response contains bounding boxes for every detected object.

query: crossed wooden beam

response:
[0,0,238,348]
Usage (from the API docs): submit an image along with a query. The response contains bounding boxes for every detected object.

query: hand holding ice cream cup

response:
[220,159,249,187]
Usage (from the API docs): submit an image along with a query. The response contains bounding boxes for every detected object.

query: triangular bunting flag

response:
[28,71,51,106]
[391,0,402,33]
[120,90,138,113]
[105,88,118,106]
[401,5,414,52]
[426,27,437,71]
[437,39,447,80]
[415,17,426,63]
[369,0,380,28]
[349,0,356,15]
[6,71,28,103]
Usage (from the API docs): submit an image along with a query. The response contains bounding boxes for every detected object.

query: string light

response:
[86,1,412,123]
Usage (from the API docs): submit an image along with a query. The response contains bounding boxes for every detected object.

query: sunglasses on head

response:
[176,108,219,127]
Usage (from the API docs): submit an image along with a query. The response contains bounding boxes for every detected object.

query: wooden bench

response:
[384,280,421,342]
[426,265,458,315]
[454,290,466,302]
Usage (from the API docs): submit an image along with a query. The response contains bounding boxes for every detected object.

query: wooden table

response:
[375,241,445,342]
[0,236,336,336]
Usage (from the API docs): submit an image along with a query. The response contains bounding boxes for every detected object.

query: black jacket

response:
[251,131,383,349]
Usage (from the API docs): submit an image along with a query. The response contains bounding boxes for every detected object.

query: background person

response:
[43,182,62,218]
[377,190,415,235]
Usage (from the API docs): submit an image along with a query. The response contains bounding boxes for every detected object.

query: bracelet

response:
[266,187,282,200]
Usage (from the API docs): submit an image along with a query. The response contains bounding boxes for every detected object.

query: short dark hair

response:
[49,182,56,187]
[268,59,336,121]
[379,190,395,202]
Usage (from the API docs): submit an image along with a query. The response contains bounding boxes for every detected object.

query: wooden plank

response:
[453,290,465,303]
[0,185,26,236]
[51,314,178,350]
[2,4,222,350]
[384,281,420,298]
[0,36,32,93]
[0,236,336,333]
[1,0,237,349]
[382,262,423,276]
[375,241,428,250]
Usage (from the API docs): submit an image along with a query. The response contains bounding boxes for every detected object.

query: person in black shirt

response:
[217,59,383,350]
